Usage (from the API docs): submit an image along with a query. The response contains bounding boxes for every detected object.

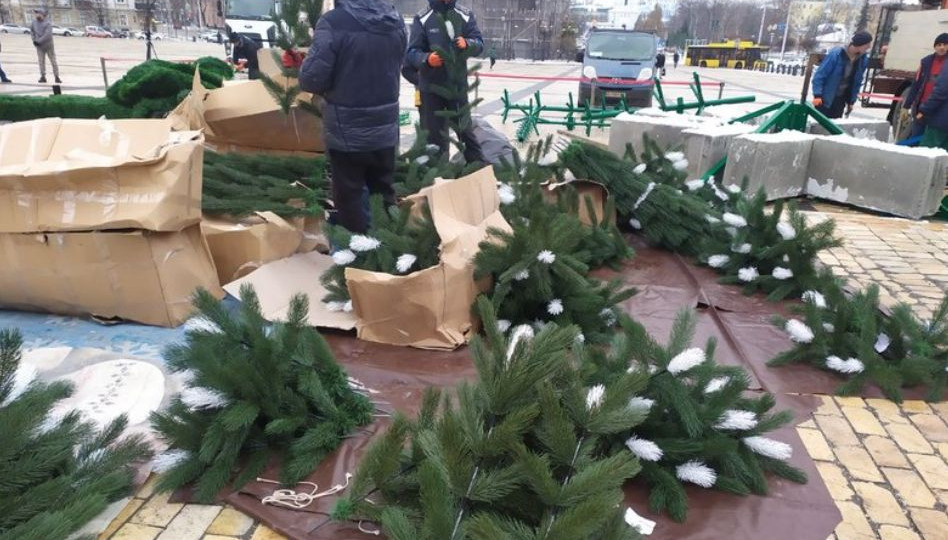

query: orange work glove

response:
[455,37,468,50]
[813,97,823,108]
[427,52,443,67]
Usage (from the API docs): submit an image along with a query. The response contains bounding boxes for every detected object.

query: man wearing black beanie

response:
[900,33,948,140]
[812,30,873,118]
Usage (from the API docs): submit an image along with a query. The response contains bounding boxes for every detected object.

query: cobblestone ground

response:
[98,204,948,540]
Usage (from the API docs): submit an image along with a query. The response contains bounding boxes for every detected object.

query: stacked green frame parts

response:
[652,72,757,114]
[700,100,844,180]
[501,89,637,142]
[500,73,756,142]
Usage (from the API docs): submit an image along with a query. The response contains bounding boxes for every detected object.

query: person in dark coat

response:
[488,45,497,69]
[229,31,261,80]
[655,51,666,77]
[673,50,680,69]
[916,54,948,150]
[900,33,948,140]
[405,0,484,163]
[300,0,406,234]
[811,31,873,119]
[0,36,11,83]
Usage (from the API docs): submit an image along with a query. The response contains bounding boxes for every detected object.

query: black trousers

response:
[328,147,396,234]
[817,96,848,119]
[420,91,484,164]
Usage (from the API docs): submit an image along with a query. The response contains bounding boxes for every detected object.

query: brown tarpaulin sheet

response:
[174,237,861,539]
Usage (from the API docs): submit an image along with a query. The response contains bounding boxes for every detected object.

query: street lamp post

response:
[781,1,793,60]
[758,5,768,45]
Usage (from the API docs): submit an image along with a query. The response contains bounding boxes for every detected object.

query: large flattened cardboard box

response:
[169,69,325,154]
[0,118,203,233]
[226,167,510,350]
[0,118,223,327]
[0,225,221,327]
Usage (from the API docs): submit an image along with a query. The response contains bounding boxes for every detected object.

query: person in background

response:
[655,50,666,77]
[30,9,60,84]
[673,49,680,69]
[915,53,948,151]
[405,0,485,163]
[899,33,948,140]
[299,0,406,234]
[811,31,873,119]
[488,45,497,69]
[229,30,261,80]
[0,35,12,83]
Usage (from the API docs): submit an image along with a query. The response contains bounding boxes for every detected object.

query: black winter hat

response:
[851,31,873,47]
[935,33,948,46]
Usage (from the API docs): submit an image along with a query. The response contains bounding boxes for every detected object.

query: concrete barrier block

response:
[723,131,816,199]
[609,112,718,157]
[806,135,948,219]
[808,118,891,142]
[682,123,756,178]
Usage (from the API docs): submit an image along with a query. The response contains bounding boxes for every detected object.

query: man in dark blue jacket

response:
[812,31,873,119]
[917,53,948,150]
[406,0,484,163]
[228,31,261,80]
[300,0,406,234]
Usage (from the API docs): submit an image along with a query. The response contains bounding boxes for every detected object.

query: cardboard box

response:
[0,118,203,233]
[346,167,511,349]
[202,212,303,285]
[542,179,612,226]
[0,225,223,327]
[226,167,511,350]
[169,70,324,153]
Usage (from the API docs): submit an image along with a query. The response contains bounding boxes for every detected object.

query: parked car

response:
[104,27,130,38]
[52,25,80,37]
[136,32,164,40]
[0,23,30,34]
[199,31,220,43]
[84,26,113,38]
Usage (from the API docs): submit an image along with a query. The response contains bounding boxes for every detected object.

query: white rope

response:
[633,182,656,211]
[256,473,353,510]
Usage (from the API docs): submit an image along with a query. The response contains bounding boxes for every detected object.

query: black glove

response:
[32,41,39,47]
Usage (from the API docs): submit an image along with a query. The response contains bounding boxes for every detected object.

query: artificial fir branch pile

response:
[331,298,648,539]
[697,192,842,301]
[202,151,327,218]
[149,286,372,502]
[558,140,715,255]
[771,283,948,402]
[583,311,806,522]
[393,125,485,197]
[475,168,635,344]
[0,329,152,540]
[320,196,442,307]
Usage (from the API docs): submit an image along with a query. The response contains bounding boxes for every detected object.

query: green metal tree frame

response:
[501,72,756,143]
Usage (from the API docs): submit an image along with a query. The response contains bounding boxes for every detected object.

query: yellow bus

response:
[685,40,769,69]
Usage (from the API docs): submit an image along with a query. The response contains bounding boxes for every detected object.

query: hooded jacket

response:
[30,17,53,48]
[406,0,483,94]
[300,0,407,152]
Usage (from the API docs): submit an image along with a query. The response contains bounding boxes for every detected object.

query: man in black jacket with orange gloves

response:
[299,0,406,234]
[405,0,484,163]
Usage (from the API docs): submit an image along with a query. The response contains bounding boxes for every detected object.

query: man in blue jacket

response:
[812,31,873,119]
[406,0,484,163]
[299,0,406,234]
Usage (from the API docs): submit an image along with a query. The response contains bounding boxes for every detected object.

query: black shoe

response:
[38,76,46,83]
[0,79,10,84]
[54,77,61,84]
